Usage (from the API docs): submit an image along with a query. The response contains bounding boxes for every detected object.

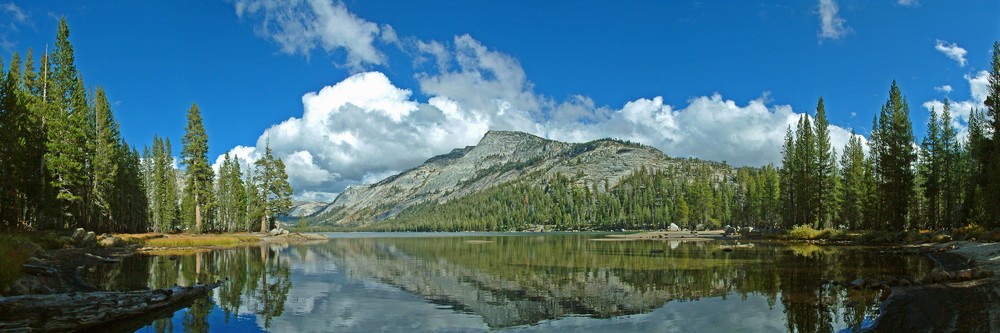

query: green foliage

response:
[787,225,844,240]
[252,141,292,232]
[216,153,248,232]
[181,104,213,233]
[0,18,148,233]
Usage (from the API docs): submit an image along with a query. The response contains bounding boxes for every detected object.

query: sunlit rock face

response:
[313,130,732,226]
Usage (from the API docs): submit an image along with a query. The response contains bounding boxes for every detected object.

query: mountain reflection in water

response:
[88,233,932,332]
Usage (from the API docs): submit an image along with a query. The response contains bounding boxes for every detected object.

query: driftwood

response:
[0,281,223,332]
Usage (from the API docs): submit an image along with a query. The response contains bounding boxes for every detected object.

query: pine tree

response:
[45,18,91,229]
[871,81,916,231]
[964,108,988,224]
[793,115,817,227]
[92,87,120,232]
[216,153,248,232]
[839,130,868,229]
[939,99,960,228]
[982,41,1000,228]
[919,106,942,229]
[254,141,292,232]
[181,104,213,233]
[779,126,795,229]
[813,98,838,228]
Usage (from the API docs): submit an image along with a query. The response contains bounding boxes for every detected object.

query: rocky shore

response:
[866,241,1000,333]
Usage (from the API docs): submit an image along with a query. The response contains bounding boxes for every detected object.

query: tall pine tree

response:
[871,81,916,231]
[181,104,213,233]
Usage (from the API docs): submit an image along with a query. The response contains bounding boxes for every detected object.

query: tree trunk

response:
[0,281,223,332]
[261,215,267,233]
[194,192,202,234]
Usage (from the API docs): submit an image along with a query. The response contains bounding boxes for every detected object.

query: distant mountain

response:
[288,201,328,218]
[309,130,735,228]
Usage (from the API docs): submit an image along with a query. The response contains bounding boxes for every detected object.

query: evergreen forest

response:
[0,19,292,234]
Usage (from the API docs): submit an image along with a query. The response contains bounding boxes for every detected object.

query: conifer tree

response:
[839,130,868,229]
[779,126,796,229]
[813,98,838,228]
[253,141,292,232]
[92,87,120,231]
[181,104,213,233]
[939,100,960,228]
[982,41,1000,227]
[44,18,93,229]
[871,81,916,231]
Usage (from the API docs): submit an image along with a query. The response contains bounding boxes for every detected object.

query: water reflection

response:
[89,234,932,332]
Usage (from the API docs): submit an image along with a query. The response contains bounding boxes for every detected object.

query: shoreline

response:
[867,241,1000,332]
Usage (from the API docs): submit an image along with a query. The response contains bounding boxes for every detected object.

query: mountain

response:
[288,201,328,217]
[309,130,736,228]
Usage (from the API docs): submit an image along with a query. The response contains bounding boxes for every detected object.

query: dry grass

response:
[127,233,261,248]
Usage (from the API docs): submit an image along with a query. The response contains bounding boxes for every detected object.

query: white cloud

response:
[1,2,30,54]
[897,0,918,7]
[934,85,953,94]
[233,0,388,72]
[934,40,968,67]
[817,0,849,41]
[922,70,991,140]
[3,2,27,23]
[228,1,862,201]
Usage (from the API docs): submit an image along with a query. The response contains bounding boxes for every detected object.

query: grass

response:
[0,234,34,291]
[131,233,261,248]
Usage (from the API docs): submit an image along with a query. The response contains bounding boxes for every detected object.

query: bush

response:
[788,225,843,240]
[955,224,988,241]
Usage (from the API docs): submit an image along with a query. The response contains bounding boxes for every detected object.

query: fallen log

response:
[0,281,224,332]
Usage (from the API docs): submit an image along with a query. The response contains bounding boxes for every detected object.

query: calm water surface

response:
[89,233,933,332]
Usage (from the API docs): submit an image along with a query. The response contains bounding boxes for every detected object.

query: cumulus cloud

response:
[934,85,953,94]
[228,1,861,201]
[897,0,918,7]
[935,40,968,67]
[817,0,849,41]
[233,0,388,72]
[922,70,991,139]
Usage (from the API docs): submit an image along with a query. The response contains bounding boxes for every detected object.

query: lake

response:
[89,233,934,332]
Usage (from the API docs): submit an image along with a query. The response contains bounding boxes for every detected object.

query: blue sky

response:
[1,0,997,201]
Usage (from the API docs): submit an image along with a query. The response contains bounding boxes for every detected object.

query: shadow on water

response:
[88,234,932,332]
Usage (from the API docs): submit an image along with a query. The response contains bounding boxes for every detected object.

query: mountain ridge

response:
[307,130,734,228]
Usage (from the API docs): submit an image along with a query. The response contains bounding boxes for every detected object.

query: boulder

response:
[928,267,951,283]
[280,229,290,235]
[98,236,124,248]
[71,228,86,241]
[851,278,866,289]
[268,228,283,236]
[77,231,97,248]
[955,269,974,281]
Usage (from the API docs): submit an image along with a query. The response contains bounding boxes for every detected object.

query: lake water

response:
[89,233,934,332]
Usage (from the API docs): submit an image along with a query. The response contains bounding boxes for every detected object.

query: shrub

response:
[955,224,988,241]
[788,225,842,240]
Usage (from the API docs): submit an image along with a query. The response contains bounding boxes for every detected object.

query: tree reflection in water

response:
[87,234,931,332]
[88,243,293,331]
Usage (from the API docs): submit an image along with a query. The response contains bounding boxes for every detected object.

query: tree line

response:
[370,41,1000,233]
[781,42,1000,232]
[0,19,292,233]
